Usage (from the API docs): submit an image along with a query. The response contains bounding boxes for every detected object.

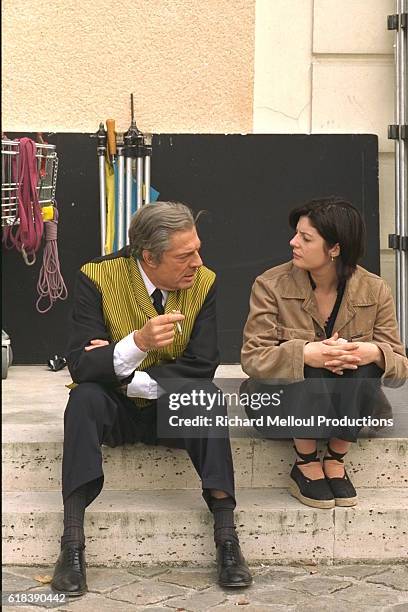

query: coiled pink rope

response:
[3,138,44,264]
[36,207,68,313]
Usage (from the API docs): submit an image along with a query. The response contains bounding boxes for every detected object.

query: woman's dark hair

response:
[288,197,366,282]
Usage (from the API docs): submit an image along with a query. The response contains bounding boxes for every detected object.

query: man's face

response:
[143,226,203,291]
[289,215,336,271]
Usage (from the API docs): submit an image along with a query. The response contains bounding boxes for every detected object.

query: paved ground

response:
[2,563,408,611]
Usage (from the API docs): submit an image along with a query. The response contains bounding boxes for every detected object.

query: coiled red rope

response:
[3,137,44,264]
[36,207,68,313]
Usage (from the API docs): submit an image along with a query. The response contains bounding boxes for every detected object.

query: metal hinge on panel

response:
[388,14,399,29]
[388,13,408,29]
[388,125,408,140]
[389,234,408,251]
[388,125,400,139]
[389,234,400,249]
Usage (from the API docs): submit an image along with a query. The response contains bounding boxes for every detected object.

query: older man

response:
[51,202,252,596]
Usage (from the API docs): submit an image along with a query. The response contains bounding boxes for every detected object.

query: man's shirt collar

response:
[136,259,168,305]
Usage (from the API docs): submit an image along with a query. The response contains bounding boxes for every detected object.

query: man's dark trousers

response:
[62,380,236,510]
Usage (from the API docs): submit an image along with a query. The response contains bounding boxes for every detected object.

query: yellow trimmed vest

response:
[79,255,216,403]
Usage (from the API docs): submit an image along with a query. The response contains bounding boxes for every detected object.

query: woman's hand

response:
[304,332,361,374]
[323,340,384,372]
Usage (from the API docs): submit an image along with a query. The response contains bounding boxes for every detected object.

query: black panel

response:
[2,133,379,363]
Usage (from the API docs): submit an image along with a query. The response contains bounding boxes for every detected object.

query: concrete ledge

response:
[3,438,407,492]
[3,488,407,567]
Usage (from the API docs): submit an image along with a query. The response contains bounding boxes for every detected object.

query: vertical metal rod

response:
[400,0,408,347]
[125,156,133,239]
[99,156,106,255]
[394,0,402,334]
[117,145,125,249]
[143,135,152,205]
[136,157,143,208]
[7,143,11,214]
[124,93,140,230]
[131,93,135,126]
[144,156,151,204]
[14,143,18,214]
[96,122,107,256]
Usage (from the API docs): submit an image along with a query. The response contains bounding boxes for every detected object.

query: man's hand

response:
[85,339,110,351]
[304,332,361,374]
[133,313,185,352]
[323,341,384,373]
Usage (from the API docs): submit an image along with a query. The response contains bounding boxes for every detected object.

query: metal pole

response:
[124,94,143,236]
[144,134,152,204]
[117,138,125,249]
[125,152,133,242]
[399,0,408,350]
[401,0,408,348]
[389,1,408,350]
[96,123,107,255]
[395,0,402,331]
[136,154,144,208]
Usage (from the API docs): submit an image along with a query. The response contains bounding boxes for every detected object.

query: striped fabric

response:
[81,252,215,376]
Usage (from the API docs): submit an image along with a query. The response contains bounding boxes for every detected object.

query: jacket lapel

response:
[164,290,180,314]
[281,265,326,328]
[334,266,376,334]
[301,293,325,328]
[332,289,356,334]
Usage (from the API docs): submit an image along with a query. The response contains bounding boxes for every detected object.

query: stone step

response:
[3,368,408,492]
[3,435,408,492]
[3,488,407,566]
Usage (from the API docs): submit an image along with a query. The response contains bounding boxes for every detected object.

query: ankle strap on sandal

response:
[324,444,346,462]
[293,446,320,465]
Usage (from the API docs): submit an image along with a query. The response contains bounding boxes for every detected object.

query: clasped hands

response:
[303,332,382,375]
[84,312,185,353]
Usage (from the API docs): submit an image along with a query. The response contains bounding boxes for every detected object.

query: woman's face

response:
[289,215,338,272]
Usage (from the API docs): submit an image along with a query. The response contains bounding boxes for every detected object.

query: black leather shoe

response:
[216,540,252,587]
[51,544,87,597]
[324,445,358,507]
[289,446,335,509]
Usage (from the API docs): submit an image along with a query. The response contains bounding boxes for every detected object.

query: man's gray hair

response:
[129,201,196,262]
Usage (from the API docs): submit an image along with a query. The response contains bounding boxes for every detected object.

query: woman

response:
[241,197,408,509]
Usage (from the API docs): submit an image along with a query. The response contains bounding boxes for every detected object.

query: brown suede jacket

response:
[241,261,408,387]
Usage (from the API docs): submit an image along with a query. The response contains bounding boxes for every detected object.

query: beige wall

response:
[2,0,397,289]
[253,0,396,292]
[253,0,313,133]
[2,0,255,133]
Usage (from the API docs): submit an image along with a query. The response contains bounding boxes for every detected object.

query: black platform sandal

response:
[289,447,335,509]
[323,445,358,507]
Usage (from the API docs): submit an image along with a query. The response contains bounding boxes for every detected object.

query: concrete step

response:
[3,367,408,491]
[3,435,408,492]
[3,488,408,566]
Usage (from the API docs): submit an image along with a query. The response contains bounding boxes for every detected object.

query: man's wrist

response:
[133,331,148,353]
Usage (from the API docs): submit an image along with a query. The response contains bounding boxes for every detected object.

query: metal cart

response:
[2,138,58,227]
[1,137,59,378]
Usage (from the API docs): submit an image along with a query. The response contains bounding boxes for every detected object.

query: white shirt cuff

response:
[126,371,165,399]
[113,332,147,379]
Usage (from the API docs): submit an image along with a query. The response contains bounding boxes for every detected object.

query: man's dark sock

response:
[210,496,239,545]
[61,484,88,549]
